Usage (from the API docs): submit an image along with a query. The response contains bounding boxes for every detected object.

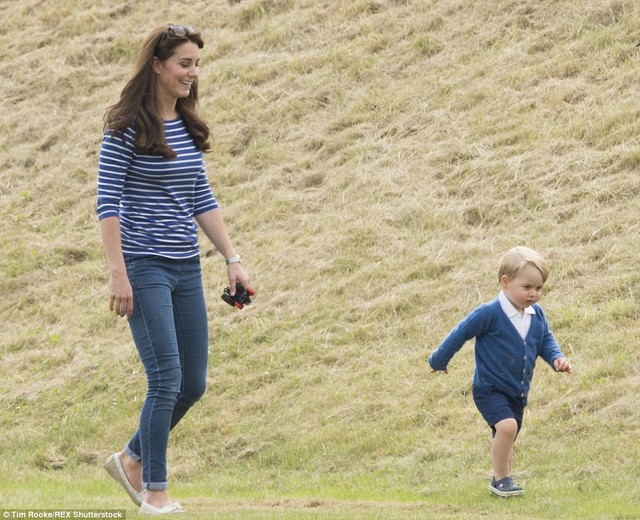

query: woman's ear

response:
[151,56,161,74]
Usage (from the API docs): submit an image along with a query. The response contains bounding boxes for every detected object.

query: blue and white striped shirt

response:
[97,117,219,259]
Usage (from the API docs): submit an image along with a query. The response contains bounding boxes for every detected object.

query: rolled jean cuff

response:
[124,446,141,462]
[144,481,168,491]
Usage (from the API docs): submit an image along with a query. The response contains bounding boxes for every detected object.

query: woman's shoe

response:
[104,452,145,506]
[139,501,185,515]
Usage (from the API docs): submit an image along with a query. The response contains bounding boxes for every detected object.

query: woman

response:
[98,24,251,515]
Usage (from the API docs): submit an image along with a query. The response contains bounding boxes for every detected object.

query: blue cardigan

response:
[428,297,564,404]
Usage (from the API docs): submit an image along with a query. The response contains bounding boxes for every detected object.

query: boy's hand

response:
[554,357,572,373]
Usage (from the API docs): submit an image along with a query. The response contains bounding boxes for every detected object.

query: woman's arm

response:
[195,208,251,295]
[100,216,133,317]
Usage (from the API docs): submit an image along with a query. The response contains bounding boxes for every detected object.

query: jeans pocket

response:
[125,258,136,273]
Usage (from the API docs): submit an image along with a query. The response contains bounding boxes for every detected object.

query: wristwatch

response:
[225,254,241,265]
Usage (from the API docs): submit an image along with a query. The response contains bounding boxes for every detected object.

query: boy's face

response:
[500,263,544,312]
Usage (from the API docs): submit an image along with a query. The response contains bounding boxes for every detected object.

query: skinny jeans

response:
[122,255,208,490]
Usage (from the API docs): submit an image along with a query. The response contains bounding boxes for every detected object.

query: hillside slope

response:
[1,0,640,515]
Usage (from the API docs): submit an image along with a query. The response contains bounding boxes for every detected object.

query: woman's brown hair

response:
[103,25,211,159]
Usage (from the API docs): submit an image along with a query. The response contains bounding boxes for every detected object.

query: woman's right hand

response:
[109,270,133,318]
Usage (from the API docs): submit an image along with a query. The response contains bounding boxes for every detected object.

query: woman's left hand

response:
[227,262,252,296]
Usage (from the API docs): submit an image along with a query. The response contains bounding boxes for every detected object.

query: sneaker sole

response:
[489,484,524,497]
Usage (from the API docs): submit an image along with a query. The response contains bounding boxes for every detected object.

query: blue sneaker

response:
[489,476,524,497]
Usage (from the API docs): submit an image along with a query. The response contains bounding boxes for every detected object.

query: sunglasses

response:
[158,25,196,45]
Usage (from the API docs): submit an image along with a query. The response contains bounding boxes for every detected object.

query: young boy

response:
[428,246,572,497]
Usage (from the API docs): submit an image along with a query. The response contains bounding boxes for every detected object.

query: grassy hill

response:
[2,0,640,518]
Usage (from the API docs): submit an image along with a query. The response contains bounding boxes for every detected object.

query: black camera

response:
[221,283,255,309]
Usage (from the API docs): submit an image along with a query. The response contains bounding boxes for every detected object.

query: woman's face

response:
[153,41,200,100]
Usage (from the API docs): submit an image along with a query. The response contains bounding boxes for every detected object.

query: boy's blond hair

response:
[498,246,549,283]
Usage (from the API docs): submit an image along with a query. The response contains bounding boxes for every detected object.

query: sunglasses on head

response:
[158,25,196,44]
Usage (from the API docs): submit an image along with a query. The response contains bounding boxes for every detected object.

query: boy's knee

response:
[494,418,518,438]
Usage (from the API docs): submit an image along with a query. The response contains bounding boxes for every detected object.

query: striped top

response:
[97,117,219,259]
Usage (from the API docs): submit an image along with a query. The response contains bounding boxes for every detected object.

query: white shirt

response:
[498,290,535,339]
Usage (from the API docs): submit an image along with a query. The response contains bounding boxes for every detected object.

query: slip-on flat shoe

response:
[104,452,145,506]
[139,501,185,515]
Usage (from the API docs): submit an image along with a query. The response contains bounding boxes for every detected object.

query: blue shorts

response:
[472,386,525,438]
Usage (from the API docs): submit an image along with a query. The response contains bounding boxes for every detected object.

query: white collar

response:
[498,290,536,318]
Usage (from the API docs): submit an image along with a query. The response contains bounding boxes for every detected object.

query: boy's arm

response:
[429,305,490,372]
[537,306,571,372]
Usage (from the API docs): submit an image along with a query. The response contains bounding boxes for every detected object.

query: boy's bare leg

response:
[492,418,518,480]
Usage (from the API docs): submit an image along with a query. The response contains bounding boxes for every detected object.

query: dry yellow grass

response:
[2,0,640,517]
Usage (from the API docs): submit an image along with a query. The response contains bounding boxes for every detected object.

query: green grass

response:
[2,468,639,519]
[3,0,640,518]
